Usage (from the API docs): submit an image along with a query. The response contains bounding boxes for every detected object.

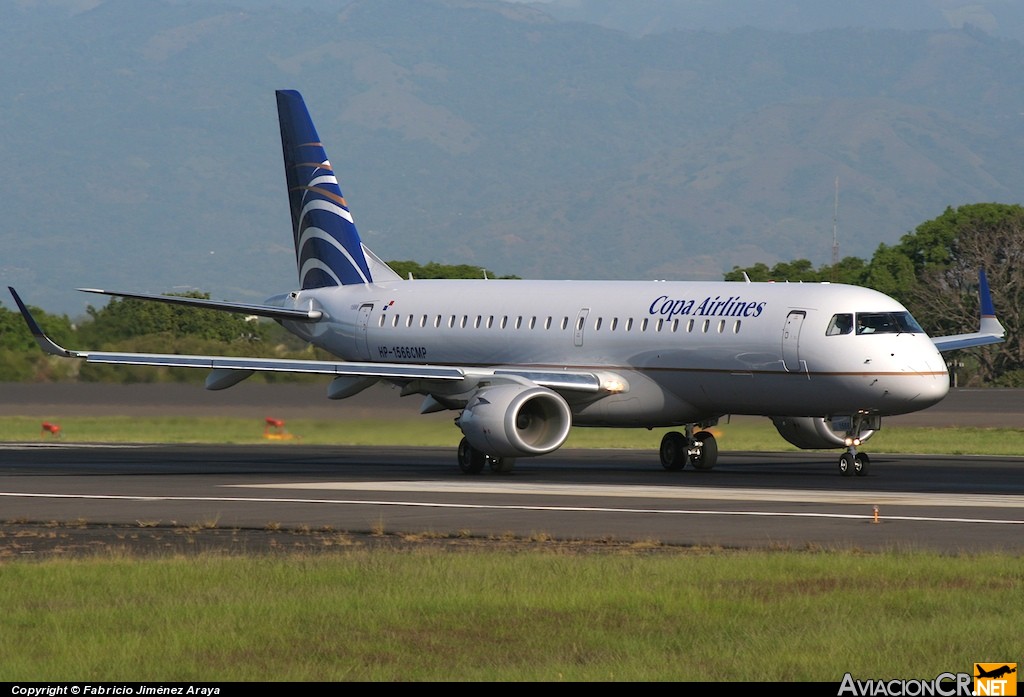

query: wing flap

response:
[82,350,465,380]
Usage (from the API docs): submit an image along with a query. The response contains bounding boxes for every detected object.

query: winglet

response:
[7,287,78,357]
[930,268,1006,352]
[979,267,996,318]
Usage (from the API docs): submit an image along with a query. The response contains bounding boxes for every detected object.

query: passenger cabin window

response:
[855,312,924,335]
[827,313,853,336]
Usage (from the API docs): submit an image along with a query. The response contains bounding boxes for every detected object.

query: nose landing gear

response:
[838,414,871,477]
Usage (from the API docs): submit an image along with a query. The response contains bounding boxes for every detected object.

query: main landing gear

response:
[458,437,516,474]
[659,426,719,471]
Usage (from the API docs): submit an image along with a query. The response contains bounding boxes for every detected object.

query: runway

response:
[2,442,1023,554]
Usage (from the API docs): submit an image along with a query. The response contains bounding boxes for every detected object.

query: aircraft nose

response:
[884,353,949,412]
[907,371,949,407]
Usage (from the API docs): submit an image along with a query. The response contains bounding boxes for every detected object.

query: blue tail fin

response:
[276,89,373,288]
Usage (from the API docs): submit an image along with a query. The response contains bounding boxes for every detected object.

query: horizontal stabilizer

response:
[78,288,322,322]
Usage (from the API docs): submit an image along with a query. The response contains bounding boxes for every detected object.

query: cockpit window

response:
[855,312,924,335]
[826,313,853,336]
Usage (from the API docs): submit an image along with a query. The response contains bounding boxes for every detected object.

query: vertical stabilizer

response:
[276,89,373,287]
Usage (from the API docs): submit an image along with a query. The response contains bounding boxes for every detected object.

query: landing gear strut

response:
[837,415,871,477]
[659,426,718,471]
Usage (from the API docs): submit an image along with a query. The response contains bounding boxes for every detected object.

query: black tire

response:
[854,452,870,477]
[839,452,855,477]
[691,431,718,470]
[659,431,687,470]
[458,438,486,474]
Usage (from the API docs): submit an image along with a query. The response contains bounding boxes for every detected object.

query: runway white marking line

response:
[1,490,1023,525]
[237,480,1024,509]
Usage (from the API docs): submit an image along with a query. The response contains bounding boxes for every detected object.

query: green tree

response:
[725,256,866,284]
[76,292,261,346]
[0,302,78,381]
[386,260,519,280]
[864,244,916,298]
[896,204,1024,385]
[726,203,1024,385]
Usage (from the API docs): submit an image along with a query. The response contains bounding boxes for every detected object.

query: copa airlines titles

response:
[649,295,767,319]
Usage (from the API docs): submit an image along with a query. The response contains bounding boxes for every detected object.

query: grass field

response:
[1,549,1021,681]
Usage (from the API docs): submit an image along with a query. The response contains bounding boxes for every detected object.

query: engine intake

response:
[459,384,572,458]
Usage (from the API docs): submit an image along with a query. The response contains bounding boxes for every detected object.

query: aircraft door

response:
[355,303,374,360]
[574,308,590,347]
[782,311,806,372]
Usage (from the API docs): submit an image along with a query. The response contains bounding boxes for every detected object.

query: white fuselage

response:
[278,279,950,427]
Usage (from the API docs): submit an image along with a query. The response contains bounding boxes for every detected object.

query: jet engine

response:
[458,384,573,458]
[770,416,876,450]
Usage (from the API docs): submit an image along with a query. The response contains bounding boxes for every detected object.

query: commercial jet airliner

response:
[9,90,1006,477]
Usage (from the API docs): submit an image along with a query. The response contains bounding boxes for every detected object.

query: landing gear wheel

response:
[854,452,870,477]
[488,455,516,474]
[458,438,485,474]
[691,431,718,471]
[839,452,855,477]
[660,431,687,470]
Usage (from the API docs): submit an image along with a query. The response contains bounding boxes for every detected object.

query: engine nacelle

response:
[770,416,876,450]
[459,384,572,458]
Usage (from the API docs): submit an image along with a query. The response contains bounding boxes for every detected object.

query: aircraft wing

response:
[8,287,610,394]
[930,269,1006,352]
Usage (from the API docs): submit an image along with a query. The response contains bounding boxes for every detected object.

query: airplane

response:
[8,89,1006,477]
[975,665,1016,680]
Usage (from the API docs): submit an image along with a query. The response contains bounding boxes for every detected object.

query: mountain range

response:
[2,0,1023,316]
